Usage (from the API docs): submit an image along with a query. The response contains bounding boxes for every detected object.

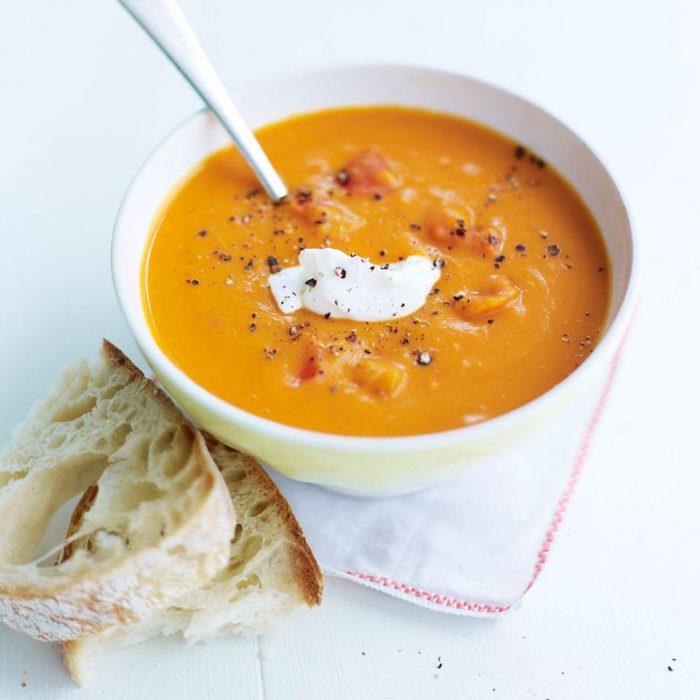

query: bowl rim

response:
[112,61,639,452]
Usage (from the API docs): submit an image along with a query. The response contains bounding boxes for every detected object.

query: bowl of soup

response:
[113,64,637,495]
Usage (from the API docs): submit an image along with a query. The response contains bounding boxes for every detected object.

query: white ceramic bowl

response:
[112,64,637,496]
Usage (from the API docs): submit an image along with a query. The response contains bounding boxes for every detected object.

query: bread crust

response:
[101,340,181,417]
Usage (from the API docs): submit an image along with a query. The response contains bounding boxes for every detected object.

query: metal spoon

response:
[119,0,288,201]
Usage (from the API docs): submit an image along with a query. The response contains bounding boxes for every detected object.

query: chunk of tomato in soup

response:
[337,147,401,194]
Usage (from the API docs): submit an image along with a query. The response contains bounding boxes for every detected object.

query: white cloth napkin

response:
[267,344,626,617]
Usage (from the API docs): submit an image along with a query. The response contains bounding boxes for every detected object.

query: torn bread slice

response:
[0,341,235,642]
[61,437,323,684]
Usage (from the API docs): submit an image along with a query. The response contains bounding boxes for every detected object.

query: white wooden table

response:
[1,1,698,697]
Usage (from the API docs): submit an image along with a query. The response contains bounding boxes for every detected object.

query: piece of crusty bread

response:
[0,341,235,642]
[61,436,323,684]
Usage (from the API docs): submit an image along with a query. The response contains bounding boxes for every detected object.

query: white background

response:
[1,0,698,698]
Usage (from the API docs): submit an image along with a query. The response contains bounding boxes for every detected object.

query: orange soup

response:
[143,107,610,436]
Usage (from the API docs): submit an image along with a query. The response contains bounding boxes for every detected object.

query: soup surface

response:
[144,107,610,436]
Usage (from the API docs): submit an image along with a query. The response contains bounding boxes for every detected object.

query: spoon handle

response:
[119,0,288,201]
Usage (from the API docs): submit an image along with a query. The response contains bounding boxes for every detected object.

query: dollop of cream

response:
[268,248,442,321]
